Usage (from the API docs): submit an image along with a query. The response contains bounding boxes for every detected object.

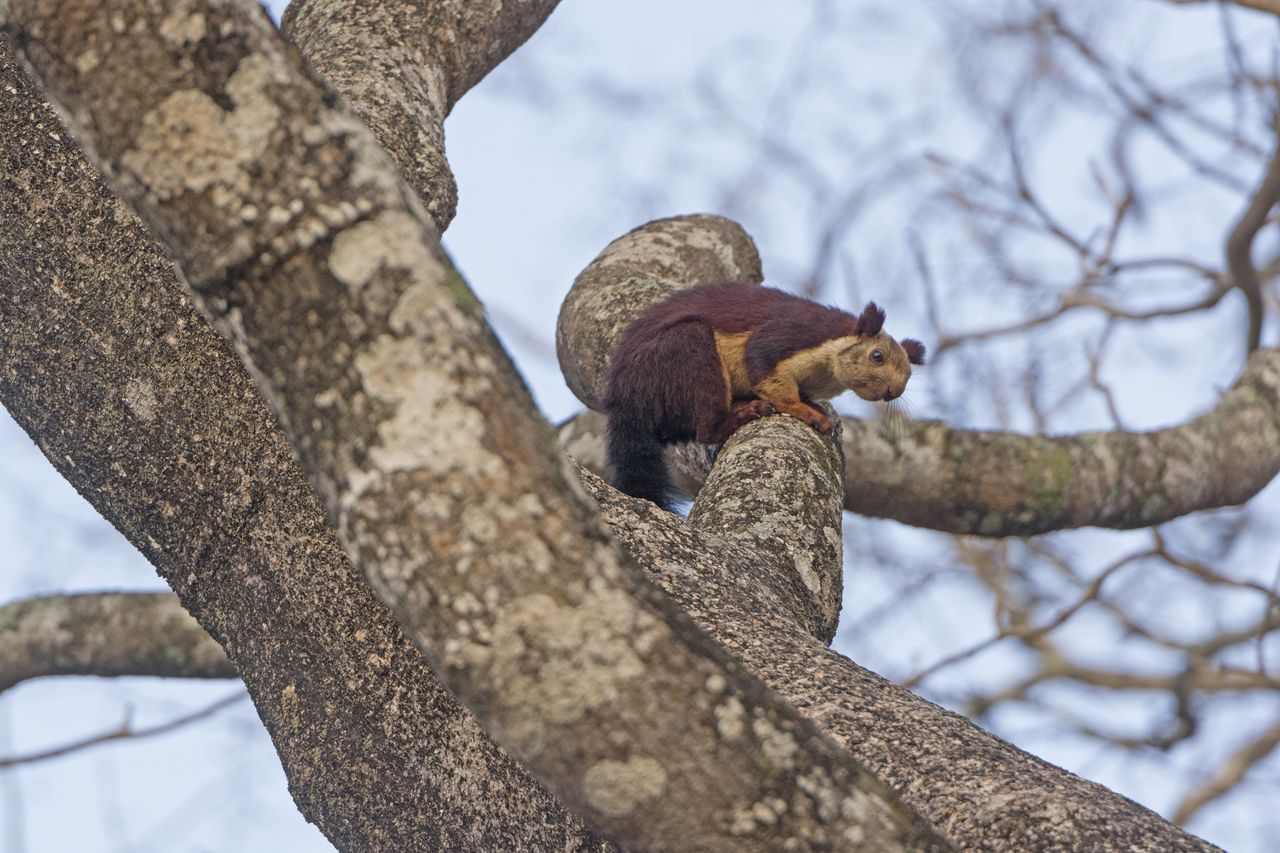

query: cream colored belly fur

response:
[714,332,854,402]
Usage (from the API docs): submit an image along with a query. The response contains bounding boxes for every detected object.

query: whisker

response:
[895,395,925,422]
[878,399,909,444]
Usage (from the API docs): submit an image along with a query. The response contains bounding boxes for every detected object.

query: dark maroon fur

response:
[604,316,728,509]
[855,302,886,337]
[603,282,865,509]
[743,303,861,386]
[901,338,927,365]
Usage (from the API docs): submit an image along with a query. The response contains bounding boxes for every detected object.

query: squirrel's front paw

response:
[804,410,833,433]
[778,402,831,433]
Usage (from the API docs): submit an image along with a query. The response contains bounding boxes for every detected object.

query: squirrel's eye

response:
[871,350,884,364]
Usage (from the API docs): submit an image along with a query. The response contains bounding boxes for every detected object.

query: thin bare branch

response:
[0,691,246,769]
[1225,114,1280,351]
[1172,717,1280,825]
[901,548,1152,689]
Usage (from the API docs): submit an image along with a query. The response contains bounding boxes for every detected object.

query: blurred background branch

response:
[0,593,235,694]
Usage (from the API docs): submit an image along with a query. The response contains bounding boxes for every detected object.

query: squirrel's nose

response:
[882,388,899,401]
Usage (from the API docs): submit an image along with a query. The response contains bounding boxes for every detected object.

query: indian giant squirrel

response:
[603,281,925,510]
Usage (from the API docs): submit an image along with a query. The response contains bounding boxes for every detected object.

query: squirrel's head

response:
[831,303,926,402]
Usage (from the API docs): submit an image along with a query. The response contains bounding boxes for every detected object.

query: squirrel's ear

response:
[857,302,885,336]
[901,338,927,365]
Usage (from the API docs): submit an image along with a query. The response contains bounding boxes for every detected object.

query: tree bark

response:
[0,25,606,853]
[281,0,560,231]
[2,2,950,850]
[0,592,236,693]
[558,223,1224,853]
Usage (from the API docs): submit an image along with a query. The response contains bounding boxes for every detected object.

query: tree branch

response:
[0,689,245,768]
[1172,717,1280,826]
[558,347,1280,536]
[0,592,236,693]
[581,472,1223,852]
[1226,115,1280,352]
[0,23,605,853]
[550,205,1223,851]
[1166,0,1280,18]
[556,220,848,642]
[281,0,560,231]
[687,409,846,644]
[2,2,952,849]
[556,214,764,410]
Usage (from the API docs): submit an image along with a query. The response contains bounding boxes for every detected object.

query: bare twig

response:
[0,691,246,769]
[1172,717,1280,825]
[1225,114,1280,351]
[902,548,1152,689]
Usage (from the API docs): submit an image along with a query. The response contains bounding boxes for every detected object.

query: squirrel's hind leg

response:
[702,398,775,444]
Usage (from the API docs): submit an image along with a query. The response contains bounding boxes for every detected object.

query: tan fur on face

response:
[754,334,913,404]
[832,332,913,401]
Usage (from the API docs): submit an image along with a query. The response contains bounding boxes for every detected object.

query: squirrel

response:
[603,281,925,510]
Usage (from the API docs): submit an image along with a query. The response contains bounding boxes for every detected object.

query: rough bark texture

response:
[835,369,1280,534]
[0,25,605,853]
[281,0,559,231]
[557,363,1280,536]
[582,468,1223,853]
[556,215,765,411]
[687,407,847,644]
[554,226,1224,852]
[2,2,951,850]
[0,592,236,693]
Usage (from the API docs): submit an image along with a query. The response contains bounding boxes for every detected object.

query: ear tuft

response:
[901,338,927,365]
[857,302,886,337]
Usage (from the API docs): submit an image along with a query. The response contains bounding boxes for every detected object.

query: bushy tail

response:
[605,415,674,511]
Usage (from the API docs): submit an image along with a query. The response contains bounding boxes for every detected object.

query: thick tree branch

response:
[551,206,1223,850]
[688,410,846,644]
[0,592,236,693]
[558,351,1280,536]
[3,2,952,850]
[581,471,1223,852]
[556,214,765,409]
[0,27,605,853]
[281,0,560,231]
[841,367,1280,533]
